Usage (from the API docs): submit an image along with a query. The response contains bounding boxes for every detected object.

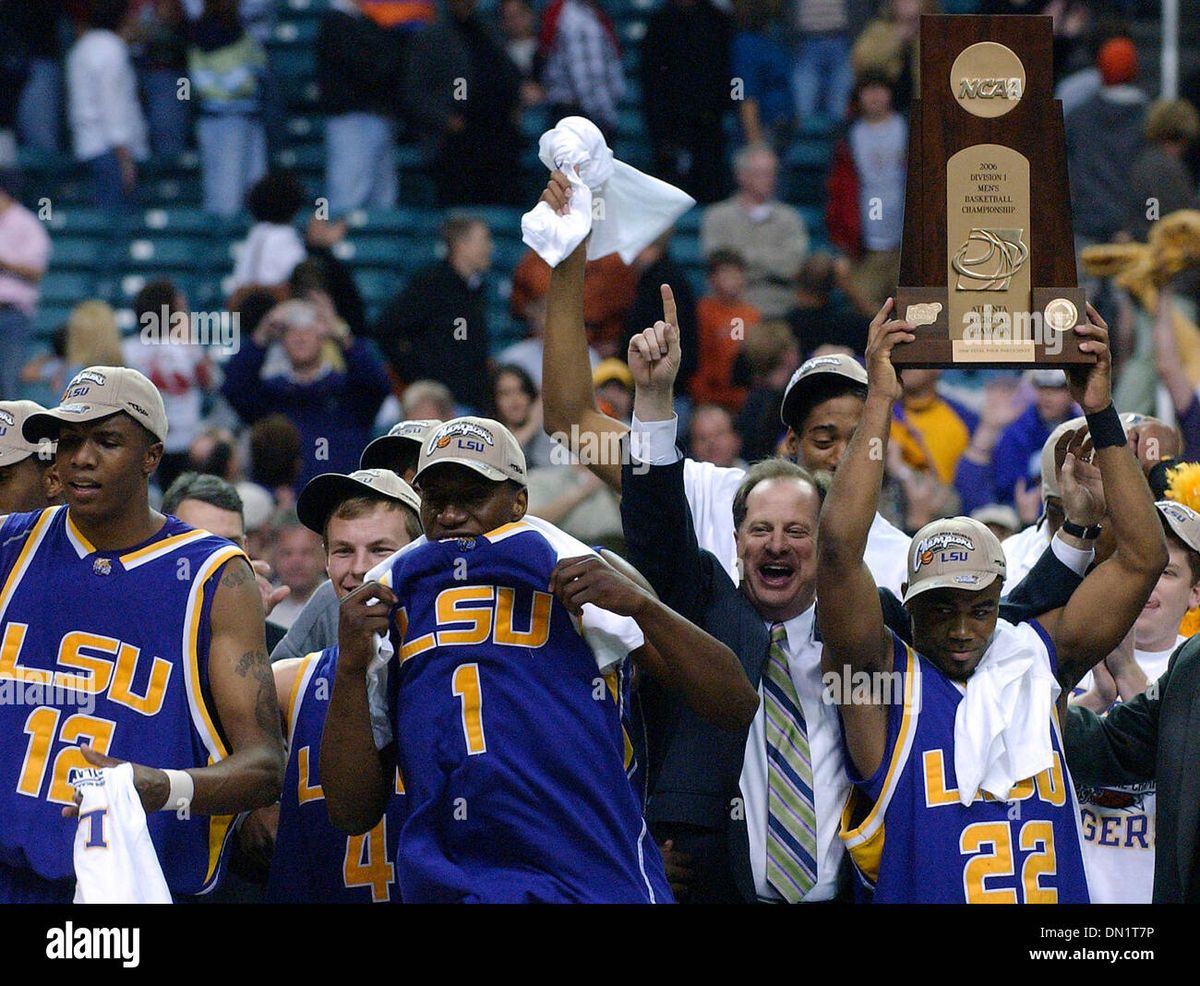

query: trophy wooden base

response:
[892,286,1094,368]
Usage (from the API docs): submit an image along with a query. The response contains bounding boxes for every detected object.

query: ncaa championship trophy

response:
[893,14,1093,368]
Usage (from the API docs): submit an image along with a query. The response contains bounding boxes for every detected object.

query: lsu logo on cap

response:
[913,532,975,569]
[0,409,14,428]
[429,421,495,453]
[65,369,106,394]
[1159,502,1193,524]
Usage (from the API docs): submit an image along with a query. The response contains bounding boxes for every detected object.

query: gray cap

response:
[360,419,440,471]
[903,516,1007,604]
[416,417,527,486]
[297,468,421,535]
[1156,500,1200,553]
[0,400,54,467]
[24,366,169,444]
[780,353,868,428]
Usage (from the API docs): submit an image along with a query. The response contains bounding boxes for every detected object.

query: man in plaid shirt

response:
[540,0,624,139]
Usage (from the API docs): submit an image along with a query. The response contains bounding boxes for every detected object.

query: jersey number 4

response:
[343,816,395,903]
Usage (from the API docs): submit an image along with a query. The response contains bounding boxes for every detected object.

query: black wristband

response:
[1061,519,1102,540]
[1085,403,1125,450]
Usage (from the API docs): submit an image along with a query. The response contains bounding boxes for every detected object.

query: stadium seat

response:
[270,47,317,81]
[45,207,113,237]
[344,207,439,238]
[48,237,106,272]
[490,236,527,273]
[128,207,213,239]
[121,237,204,273]
[270,18,320,47]
[40,271,100,306]
[674,208,703,235]
[670,234,704,268]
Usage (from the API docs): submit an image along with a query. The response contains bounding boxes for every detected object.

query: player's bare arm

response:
[550,554,759,731]
[816,299,915,778]
[539,171,628,491]
[71,556,286,816]
[321,580,396,834]
[1036,305,1168,695]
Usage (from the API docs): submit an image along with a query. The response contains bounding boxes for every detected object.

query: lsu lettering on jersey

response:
[378,516,672,903]
[0,506,244,899]
[839,623,1090,903]
[268,646,406,903]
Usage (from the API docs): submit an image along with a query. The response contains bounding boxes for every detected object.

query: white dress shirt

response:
[741,604,847,901]
[629,413,911,594]
[66,30,149,162]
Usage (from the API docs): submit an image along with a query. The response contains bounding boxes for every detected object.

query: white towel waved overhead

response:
[521,116,695,267]
[952,620,1061,805]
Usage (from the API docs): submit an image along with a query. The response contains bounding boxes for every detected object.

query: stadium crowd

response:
[1,0,1200,906]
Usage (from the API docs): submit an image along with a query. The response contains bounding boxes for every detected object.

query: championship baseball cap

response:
[1156,500,1200,553]
[23,366,168,444]
[780,353,868,428]
[1040,412,1142,501]
[0,400,54,467]
[903,516,1007,605]
[296,468,421,536]
[359,419,440,471]
[415,416,527,487]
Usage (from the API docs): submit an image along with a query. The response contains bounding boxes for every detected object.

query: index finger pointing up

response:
[661,284,677,328]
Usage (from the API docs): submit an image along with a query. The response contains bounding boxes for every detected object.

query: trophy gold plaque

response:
[893,15,1092,367]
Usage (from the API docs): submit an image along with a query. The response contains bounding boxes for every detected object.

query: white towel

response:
[952,620,1061,805]
[520,116,695,267]
[72,763,172,904]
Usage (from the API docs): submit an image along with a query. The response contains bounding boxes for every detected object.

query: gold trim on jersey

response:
[120,529,211,569]
[64,510,97,557]
[285,654,321,751]
[484,520,532,543]
[839,642,923,885]
[0,506,59,623]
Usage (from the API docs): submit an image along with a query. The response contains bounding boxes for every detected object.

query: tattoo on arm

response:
[219,558,254,589]
[235,648,279,735]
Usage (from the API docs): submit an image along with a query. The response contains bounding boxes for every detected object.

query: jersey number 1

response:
[452,663,487,755]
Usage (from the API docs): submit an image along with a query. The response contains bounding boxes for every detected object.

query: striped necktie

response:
[764,622,818,902]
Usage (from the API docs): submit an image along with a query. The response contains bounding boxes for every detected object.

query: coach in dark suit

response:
[1066,635,1200,903]
[621,320,1090,903]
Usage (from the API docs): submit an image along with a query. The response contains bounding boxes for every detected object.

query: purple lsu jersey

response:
[383,519,672,903]
[0,506,244,897]
[839,625,1090,903]
[268,647,406,903]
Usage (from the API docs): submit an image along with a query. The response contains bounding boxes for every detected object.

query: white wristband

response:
[161,769,194,813]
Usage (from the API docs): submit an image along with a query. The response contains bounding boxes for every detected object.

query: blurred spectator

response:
[498,0,544,105]
[593,358,633,423]
[687,403,747,469]
[229,170,308,298]
[844,71,906,308]
[10,0,66,154]
[188,424,241,481]
[539,0,624,141]
[509,248,636,358]
[222,299,391,488]
[373,214,494,413]
[0,5,28,167]
[22,300,123,398]
[497,295,602,389]
[348,0,436,30]
[290,220,368,339]
[691,249,758,413]
[404,0,524,206]
[316,0,405,216]
[701,144,809,318]
[488,363,555,467]
[730,0,792,152]
[1150,289,1200,462]
[734,318,800,461]
[188,0,268,218]
[128,0,190,158]
[792,0,862,122]
[1124,99,1200,243]
[122,279,216,491]
[850,0,926,115]
[400,379,456,422]
[786,252,868,356]
[0,172,50,401]
[970,503,1022,542]
[248,414,303,506]
[623,231,699,394]
[525,463,621,548]
[889,368,977,487]
[67,0,149,210]
[991,370,1077,512]
[640,0,733,204]
[954,374,1025,515]
[1065,37,1147,249]
[266,512,326,631]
